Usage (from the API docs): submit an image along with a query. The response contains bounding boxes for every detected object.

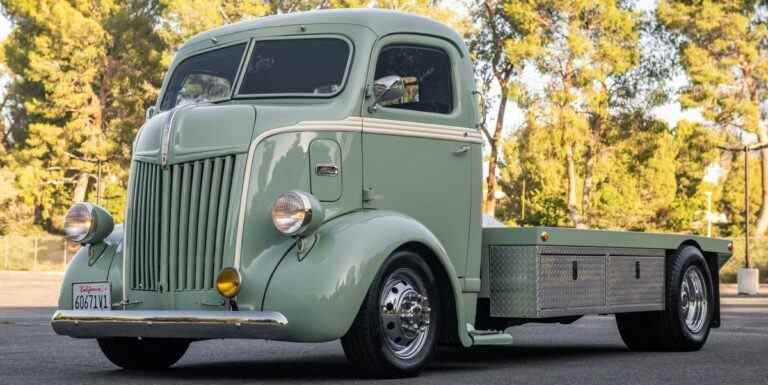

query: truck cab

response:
[52,9,732,378]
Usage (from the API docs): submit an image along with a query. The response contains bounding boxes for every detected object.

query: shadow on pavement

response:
[82,344,630,381]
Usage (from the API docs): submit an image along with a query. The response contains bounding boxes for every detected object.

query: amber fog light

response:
[216,267,242,298]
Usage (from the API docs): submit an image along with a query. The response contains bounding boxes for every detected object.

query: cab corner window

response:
[374,45,454,114]
[160,43,246,111]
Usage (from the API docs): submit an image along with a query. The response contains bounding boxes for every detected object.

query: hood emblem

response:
[160,109,174,167]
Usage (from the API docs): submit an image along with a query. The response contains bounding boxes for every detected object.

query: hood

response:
[133,103,354,165]
[134,104,256,165]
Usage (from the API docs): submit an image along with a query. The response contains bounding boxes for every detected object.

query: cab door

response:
[361,34,477,276]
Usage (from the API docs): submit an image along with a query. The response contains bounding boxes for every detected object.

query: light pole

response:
[717,143,768,295]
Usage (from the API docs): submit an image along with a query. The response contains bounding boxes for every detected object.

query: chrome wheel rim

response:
[680,265,708,334]
[379,268,432,360]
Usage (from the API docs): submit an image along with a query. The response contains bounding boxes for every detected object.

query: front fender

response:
[57,225,124,309]
[262,210,472,346]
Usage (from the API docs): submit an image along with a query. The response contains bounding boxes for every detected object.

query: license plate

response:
[72,282,111,311]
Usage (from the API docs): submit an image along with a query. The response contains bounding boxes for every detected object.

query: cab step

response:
[467,324,514,346]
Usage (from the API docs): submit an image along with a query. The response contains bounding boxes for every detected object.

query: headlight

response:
[64,203,114,245]
[271,191,324,236]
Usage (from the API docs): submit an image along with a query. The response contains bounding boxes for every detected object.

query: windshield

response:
[160,43,246,111]
[237,38,351,96]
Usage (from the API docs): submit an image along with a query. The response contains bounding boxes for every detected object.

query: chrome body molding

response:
[51,310,289,339]
[363,117,483,143]
[232,116,481,268]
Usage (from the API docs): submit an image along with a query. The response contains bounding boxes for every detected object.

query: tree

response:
[468,0,528,216]
[1,0,165,232]
[159,0,468,64]
[658,0,768,235]
[502,0,641,228]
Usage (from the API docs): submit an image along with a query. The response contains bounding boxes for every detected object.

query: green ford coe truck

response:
[52,9,733,377]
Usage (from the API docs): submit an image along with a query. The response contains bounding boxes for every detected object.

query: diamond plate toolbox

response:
[489,245,665,318]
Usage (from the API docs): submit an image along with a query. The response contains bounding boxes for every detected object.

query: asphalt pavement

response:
[1,272,767,385]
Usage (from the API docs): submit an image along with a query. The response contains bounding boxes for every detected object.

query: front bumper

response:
[51,310,288,339]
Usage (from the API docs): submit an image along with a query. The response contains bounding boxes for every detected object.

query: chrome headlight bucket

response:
[271,191,324,236]
[64,203,114,245]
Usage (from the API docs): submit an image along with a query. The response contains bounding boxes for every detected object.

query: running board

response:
[467,324,514,346]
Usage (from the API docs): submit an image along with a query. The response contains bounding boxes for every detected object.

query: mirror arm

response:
[366,83,380,114]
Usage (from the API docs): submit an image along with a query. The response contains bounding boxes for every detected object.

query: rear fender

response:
[262,210,472,346]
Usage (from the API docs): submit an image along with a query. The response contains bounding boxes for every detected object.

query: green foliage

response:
[0,0,166,233]
[0,0,761,247]
[0,0,464,235]
[659,0,768,236]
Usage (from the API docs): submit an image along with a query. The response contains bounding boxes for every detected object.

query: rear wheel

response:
[341,250,439,378]
[97,337,190,370]
[616,246,714,351]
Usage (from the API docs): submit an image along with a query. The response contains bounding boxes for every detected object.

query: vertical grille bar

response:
[151,165,161,291]
[160,167,171,292]
[195,160,213,290]
[139,163,149,290]
[204,158,223,289]
[169,166,181,291]
[178,163,192,290]
[214,157,234,279]
[129,163,140,289]
[130,155,237,292]
[186,163,201,290]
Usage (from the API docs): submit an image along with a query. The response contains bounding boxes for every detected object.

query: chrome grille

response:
[129,156,236,291]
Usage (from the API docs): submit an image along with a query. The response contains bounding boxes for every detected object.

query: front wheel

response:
[97,337,190,370]
[616,245,714,351]
[341,250,440,378]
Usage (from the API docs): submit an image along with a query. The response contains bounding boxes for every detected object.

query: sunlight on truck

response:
[51,9,732,378]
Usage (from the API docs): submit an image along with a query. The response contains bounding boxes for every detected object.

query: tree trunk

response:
[581,117,601,228]
[566,144,586,228]
[582,145,595,228]
[72,173,91,204]
[754,127,768,236]
[483,91,509,217]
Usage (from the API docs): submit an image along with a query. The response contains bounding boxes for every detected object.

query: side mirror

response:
[474,90,485,128]
[145,105,157,120]
[474,78,486,128]
[369,75,404,112]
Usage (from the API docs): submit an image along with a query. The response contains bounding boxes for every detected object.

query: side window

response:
[374,45,454,114]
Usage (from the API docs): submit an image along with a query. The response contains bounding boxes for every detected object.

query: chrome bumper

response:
[51,310,288,339]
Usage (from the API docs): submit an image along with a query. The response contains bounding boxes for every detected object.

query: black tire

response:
[341,250,440,378]
[616,245,714,351]
[97,337,190,370]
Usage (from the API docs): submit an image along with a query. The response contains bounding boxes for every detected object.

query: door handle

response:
[453,145,470,155]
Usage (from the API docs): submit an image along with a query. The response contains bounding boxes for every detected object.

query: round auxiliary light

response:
[216,267,242,298]
[271,191,324,236]
[63,203,114,244]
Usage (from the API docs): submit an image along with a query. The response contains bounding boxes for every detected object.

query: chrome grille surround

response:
[128,156,236,292]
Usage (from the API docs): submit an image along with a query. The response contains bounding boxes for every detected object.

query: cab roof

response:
[181,9,465,53]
